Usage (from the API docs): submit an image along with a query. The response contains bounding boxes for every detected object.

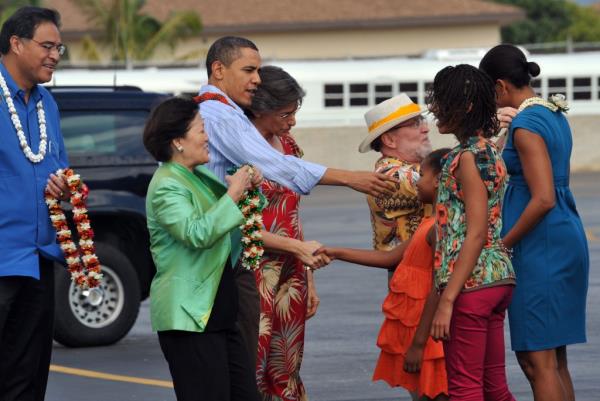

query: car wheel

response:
[53,242,141,347]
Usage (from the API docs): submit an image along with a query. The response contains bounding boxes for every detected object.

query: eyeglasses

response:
[278,105,301,120]
[392,115,427,130]
[27,38,66,56]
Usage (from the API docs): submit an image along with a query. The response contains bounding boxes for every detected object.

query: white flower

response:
[550,93,569,111]
[50,213,66,222]
[79,239,94,248]
[66,256,81,265]
[57,229,71,237]
[61,242,77,252]
[89,272,103,280]
[82,254,98,263]
[73,207,88,215]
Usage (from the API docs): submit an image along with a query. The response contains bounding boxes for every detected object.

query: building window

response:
[324,83,344,107]
[349,83,369,106]
[572,77,591,100]
[399,82,418,103]
[374,84,393,104]
[547,78,567,98]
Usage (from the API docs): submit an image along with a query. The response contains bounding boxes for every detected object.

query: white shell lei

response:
[0,71,47,163]
[518,94,569,113]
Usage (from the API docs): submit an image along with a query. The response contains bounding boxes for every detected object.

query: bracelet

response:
[499,239,513,258]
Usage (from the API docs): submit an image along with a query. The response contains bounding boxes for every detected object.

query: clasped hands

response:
[297,240,330,271]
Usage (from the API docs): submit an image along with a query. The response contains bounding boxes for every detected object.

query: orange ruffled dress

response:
[372,217,448,398]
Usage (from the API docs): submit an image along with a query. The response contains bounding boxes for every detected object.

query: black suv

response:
[48,86,166,347]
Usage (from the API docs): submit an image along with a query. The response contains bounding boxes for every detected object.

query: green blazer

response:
[146,162,244,332]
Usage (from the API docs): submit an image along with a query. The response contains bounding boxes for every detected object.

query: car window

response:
[60,110,154,165]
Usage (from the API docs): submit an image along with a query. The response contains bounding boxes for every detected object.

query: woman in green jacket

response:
[143,97,261,401]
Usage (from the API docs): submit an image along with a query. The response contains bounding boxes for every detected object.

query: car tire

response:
[53,242,141,347]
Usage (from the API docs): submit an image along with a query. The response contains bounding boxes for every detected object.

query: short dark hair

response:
[479,44,540,88]
[248,65,305,116]
[423,147,452,175]
[370,136,383,152]
[0,6,61,55]
[143,97,199,162]
[427,64,499,144]
[205,36,258,78]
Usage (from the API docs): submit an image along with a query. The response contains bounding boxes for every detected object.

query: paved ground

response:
[47,172,599,401]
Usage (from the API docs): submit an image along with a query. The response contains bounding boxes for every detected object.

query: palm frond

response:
[79,35,102,62]
[141,11,201,60]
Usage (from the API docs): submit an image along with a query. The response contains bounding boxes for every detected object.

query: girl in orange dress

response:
[320,149,450,401]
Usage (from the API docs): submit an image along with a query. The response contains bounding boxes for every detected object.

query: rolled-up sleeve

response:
[205,117,326,195]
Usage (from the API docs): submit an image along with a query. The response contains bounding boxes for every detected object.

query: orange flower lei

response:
[45,168,102,289]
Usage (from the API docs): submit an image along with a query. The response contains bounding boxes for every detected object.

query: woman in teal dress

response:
[480,44,589,401]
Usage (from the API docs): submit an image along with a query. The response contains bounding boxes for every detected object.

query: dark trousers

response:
[232,265,260,367]
[158,327,259,401]
[0,258,55,401]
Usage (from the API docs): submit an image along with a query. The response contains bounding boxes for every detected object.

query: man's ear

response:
[9,35,23,56]
[380,132,396,149]
[211,60,226,81]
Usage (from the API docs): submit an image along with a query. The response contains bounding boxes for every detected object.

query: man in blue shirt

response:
[198,36,397,376]
[0,7,70,401]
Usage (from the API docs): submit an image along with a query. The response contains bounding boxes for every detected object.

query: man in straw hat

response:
[360,93,432,258]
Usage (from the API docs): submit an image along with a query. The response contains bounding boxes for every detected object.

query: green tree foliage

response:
[493,0,600,44]
[72,0,202,64]
[1,0,42,26]
[566,3,600,42]
[493,0,572,43]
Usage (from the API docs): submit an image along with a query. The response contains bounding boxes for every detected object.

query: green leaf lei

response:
[228,165,268,271]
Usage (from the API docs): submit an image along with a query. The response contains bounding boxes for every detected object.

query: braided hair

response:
[426,64,499,144]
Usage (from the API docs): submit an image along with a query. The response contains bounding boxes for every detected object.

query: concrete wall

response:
[198,23,500,60]
[64,23,500,63]
[292,115,600,172]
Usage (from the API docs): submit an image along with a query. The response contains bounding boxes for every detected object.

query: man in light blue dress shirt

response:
[0,7,71,401]
[198,36,396,372]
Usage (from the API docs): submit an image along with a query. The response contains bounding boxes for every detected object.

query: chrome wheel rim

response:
[68,265,125,329]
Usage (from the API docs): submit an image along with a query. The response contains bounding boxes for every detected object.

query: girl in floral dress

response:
[427,64,516,401]
[319,148,451,401]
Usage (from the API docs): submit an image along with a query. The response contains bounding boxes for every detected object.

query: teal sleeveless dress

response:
[502,104,589,351]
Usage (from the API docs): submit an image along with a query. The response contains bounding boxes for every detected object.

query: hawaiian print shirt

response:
[434,136,515,290]
[367,157,432,251]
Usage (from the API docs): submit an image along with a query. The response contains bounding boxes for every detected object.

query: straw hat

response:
[359,93,424,153]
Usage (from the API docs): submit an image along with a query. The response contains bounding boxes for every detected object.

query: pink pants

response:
[443,285,516,401]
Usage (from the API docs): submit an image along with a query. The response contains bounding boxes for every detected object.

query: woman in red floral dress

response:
[248,66,320,401]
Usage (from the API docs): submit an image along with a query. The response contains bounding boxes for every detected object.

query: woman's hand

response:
[306,270,320,320]
[295,240,330,270]
[46,172,70,202]
[403,343,424,373]
[225,166,252,202]
[497,106,518,129]
[431,297,454,342]
[249,166,263,188]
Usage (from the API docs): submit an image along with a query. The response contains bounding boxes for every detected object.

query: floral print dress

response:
[434,136,515,291]
[254,134,308,401]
